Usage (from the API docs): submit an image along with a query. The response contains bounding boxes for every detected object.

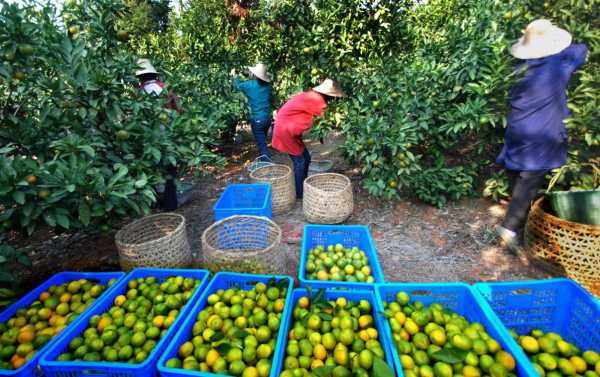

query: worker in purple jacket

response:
[496,20,588,251]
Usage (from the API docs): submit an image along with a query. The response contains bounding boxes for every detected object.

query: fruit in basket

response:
[279,290,394,377]
[510,328,600,377]
[57,275,201,364]
[163,279,288,374]
[305,244,374,283]
[0,278,117,370]
[383,291,518,377]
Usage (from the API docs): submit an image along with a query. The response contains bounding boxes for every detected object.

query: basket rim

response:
[545,188,600,197]
[115,212,186,248]
[531,197,600,232]
[201,214,282,251]
[249,163,292,180]
[304,172,351,194]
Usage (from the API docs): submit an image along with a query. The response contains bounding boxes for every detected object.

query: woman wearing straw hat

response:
[272,78,345,199]
[232,63,273,161]
[135,58,181,210]
[495,20,587,251]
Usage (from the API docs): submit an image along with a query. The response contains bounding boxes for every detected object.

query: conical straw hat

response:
[511,19,572,60]
[313,78,345,97]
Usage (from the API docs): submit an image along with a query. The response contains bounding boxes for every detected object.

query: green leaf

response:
[17,254,31,267]
[267,277,276,287]
[209,332,225,342]
[432,348,469,364]
[12,191,25,205]
[0,256,7,263]
[0,209,14,222]
[312,288,325,305]
[318,312,333,321]
[78,202,91,226]
[55,213,70,229]
[66,184,76,192]
[313,366,334,377]
[232,329,249,339]
[373,357,395,377]
[0,288,16,298]
[215,342,232,354]
[0,271,15,283]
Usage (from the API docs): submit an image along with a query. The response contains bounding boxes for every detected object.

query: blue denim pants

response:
[250,118,272,161]
[289,148,311,199]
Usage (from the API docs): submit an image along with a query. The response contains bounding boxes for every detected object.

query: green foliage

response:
[0,244,30,309]
[0,0,224,234]
[118,0,172,36]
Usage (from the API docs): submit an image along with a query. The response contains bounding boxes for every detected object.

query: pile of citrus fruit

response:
[384,291,518,377]
[510,329,600,377]
[304,244,374,283]
[164,280,288,376]
[57,275,201,364]
[279,293,391,377]
[0,277,117,370]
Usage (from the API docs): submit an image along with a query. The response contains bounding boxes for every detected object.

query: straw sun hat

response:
[313,78,345,98]
[511,19,572,60]
[136,58,158,76]
[248,63,271,82]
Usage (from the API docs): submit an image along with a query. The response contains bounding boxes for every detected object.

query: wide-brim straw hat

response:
[248,63,271,82]
[136,58,158,76]
[511,19,572,60]
[313,78,345,98]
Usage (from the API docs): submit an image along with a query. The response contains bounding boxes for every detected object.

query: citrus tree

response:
[0,0,224,234]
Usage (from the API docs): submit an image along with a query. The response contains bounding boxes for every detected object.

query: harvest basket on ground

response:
[474,278,600,377]
[39,268,210,377]
[375,283,529,377]
[303,173,353,224]
[525,198,600,297]
[115,213,192,271]
[157,272,294,377]
[249,164,296,215]
[212,183,272,220]
[299,225,385,290]
[0,271,124,377]
[273,288,397,376]
[201,215,284,275]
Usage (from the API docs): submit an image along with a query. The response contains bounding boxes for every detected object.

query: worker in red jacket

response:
[272,79,345,198]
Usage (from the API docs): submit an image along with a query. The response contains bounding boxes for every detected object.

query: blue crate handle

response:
[39,268,210,377]
[157,272,294,377]
[0,271,126,377]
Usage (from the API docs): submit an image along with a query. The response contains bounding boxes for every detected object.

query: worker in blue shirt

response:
[496,20,588,252]
[231,63,273,161]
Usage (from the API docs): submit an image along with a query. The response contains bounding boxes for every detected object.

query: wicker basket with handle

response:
[303,173,354,224]
[115,213,192,271]
[525,198,600,298]
[201,215,285,274]
[250,164,296,215]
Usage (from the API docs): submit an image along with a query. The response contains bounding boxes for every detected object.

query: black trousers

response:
[502,169,548,232]
[162,164,178,211]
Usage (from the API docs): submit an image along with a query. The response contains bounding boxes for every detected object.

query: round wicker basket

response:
[303,173,354,224]
[201,215,285,274]
[115,213,192,271]
[526,198,600,297]
[250,164,296,215]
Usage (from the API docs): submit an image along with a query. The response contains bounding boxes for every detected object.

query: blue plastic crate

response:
[272,288,397,376]
[474,278,600,377]
[0,271,125,377]
[299,225,385,290]
[157,272,294,377]
[39,268,210,377]
[213,184,272,221]
[375,283,529,377]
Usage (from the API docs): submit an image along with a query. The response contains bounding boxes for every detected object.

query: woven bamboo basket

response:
[115,213,192,271]
[250,164,296,215]
[303,173,354,224]
[201,215,285,274]
[525,198,600,297]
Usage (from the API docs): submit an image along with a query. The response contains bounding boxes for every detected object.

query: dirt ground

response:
[12,130,555,289]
